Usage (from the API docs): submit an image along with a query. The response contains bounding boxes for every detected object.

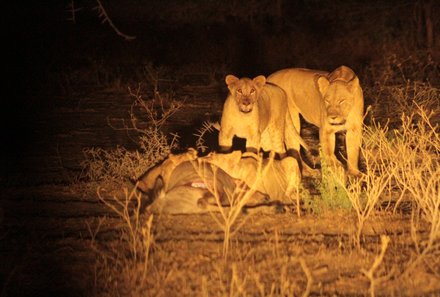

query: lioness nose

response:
[242,98,251,105]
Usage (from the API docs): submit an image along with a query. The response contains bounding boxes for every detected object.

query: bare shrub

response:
[81,84,181,184]
[367,80,440,125]
[325,126,397,248]
[364,53,439,127]
[389,107,440,275]
[94,0,136,41]
[355,104,439,271]
[67,0,135,41]
[364,53,440,86]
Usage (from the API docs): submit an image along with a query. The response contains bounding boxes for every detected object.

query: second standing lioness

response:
[268,66,364,175]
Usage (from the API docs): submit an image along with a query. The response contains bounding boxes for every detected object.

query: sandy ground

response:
[1,184,439,296]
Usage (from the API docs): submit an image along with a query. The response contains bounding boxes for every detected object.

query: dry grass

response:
[199,153,276,261]
[390,107,440,277]
[89,187,155,296]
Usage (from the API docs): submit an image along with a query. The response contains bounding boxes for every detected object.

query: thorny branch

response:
[94,0,136,41]
[68,0,136,40]
[66,0,83,23]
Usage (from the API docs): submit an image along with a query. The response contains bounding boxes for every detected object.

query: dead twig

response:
[361,235,390,297]
[66,0,83,23]
[94,0,136,41]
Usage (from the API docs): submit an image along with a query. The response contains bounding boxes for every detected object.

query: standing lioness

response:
[268,66,364,175]
[219,74,307,158]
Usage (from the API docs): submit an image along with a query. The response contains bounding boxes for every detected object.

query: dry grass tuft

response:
[200,153,275,261]
[90,187,155,296]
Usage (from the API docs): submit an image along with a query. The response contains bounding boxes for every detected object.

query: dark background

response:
[2,0,439,185]
[0,2,439,296]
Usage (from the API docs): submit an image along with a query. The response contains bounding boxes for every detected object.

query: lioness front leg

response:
[245,133,260,154]
[269,126,286,157]
[219,128,233,153]
[346,127,362,176]
[319,129,342,169]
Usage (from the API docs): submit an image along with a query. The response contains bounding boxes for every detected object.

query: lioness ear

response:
[317,76,329,96]
[153,175,165,200]
[253,75,266,88]
[225,75,239,86]
[347,76,360,93]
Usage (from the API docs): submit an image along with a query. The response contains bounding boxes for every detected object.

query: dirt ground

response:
[1,176,439,296]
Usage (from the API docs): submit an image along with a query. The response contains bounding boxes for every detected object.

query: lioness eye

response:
[237,89,242,94]
[250,88,255,94]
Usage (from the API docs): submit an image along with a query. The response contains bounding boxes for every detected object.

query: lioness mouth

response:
[329,118,346,126]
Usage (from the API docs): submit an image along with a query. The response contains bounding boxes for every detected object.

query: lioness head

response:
[317,66,360,126]
[225,74,266,113]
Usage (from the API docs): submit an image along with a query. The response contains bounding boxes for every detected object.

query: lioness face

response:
[225,75,266,113]
[318,78,357,126]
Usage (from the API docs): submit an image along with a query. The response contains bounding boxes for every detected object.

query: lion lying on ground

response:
[268,66,364,175]
[219,74,308,158]
[135,149,301,214]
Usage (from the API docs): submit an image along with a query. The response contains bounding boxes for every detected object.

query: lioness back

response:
[268,68,328,127]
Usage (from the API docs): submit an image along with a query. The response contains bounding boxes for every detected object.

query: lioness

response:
[219,74,308,158]
[268,66,364,175]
